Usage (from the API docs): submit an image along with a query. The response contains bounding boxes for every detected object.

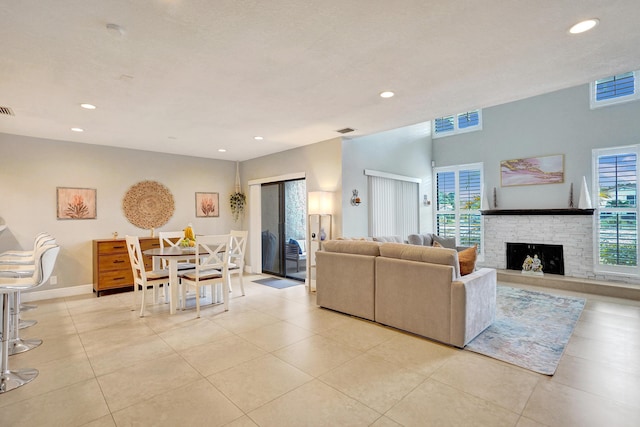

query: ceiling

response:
[1,1,639,161]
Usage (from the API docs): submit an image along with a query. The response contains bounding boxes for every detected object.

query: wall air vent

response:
[336,127,355,134]
[0,106,14,116]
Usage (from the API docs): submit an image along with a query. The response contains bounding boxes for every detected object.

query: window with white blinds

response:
[433,110,482,138]
[594,146,639,274]
[590,71,639,109]
[367,174,419,241]
[434,163,483,251]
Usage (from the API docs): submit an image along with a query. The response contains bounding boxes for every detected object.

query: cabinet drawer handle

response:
[112,245,125,249]
[113,277,125,281]
[113,260,125,264]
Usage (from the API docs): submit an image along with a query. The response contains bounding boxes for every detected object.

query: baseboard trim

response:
[21,284,94,302]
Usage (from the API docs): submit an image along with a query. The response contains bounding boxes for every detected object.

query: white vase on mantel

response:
[578,176,593,209]
[481,184,490,211]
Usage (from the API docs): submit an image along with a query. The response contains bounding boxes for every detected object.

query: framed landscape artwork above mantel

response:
[500,154,564,187]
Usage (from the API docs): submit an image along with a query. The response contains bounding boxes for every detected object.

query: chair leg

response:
[139,284,146,317]
[223,280,229,312]
[195,285,201,318]
[1,292,38,393]
[238,272,245,296]
[9,292,42,355]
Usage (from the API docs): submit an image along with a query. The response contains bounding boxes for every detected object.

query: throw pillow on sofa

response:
[432,234,456,249]
[433,241,478,276]
[458,244,478,275]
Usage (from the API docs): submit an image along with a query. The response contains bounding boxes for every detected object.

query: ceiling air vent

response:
[336,127,355,134]
[0,106,14,116]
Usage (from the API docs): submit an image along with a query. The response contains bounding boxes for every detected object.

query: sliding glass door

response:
[261,179,306,279]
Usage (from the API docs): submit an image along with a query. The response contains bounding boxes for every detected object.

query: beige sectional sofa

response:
[316,240,496,348]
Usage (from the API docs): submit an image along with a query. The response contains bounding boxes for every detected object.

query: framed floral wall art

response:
[196,192,219,217]
[57,187,97,219]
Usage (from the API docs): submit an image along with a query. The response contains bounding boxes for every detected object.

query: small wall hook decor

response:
[351,189,361,206]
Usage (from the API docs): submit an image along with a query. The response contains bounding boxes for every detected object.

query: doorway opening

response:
[261,179,307,281]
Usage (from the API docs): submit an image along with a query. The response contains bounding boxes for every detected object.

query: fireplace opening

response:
[506,243,564,275]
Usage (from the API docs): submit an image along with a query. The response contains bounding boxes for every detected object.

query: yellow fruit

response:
[189,240,195,247]
[184,225,194,241]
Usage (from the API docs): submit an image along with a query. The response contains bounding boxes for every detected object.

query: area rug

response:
[253,278,302,289]
[465,286,585,375]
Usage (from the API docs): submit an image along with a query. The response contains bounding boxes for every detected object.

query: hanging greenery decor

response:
[230,192,246,221]
[230,161,246,222]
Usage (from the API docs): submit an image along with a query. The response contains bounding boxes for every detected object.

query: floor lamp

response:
[307,191,333,293]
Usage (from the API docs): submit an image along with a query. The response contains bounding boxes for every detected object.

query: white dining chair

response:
[179,234,231,317]
[0,244,59,393]
[158,231,197,270]
[228,230,248,296]
[125,235,170,317]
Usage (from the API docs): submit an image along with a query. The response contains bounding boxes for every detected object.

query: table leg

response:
[169,259,178,315]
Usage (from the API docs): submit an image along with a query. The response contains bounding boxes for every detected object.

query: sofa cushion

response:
[322,240,381,256]
[379,242,461,278]
[458,244,478,275]
[407,233,434,246]
[373,235,403,243]
[432,234,456,249]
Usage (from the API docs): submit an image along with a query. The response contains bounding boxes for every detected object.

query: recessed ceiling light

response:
[218,149,227,153]
[71,127,84,132]
[80,103,96,110]
[254,136,264,140]
[380,91,395,98]
[569,18,599,34]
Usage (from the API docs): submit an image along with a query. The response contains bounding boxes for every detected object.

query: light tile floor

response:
[2,275,640,426]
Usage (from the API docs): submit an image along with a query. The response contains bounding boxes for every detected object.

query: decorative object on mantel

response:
[578,176,593,209]
[522,254,543,275]
[568,182,574,208]
[122,180,174,233]
[230,161,246,222]
[493,187,498,209]
[500,154,564,187]
[481,184,490,210]
[351,189,361,206]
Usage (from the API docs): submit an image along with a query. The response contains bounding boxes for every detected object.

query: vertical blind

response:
[368,176,419,240]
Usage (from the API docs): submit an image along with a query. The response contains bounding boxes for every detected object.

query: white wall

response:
[342,122,433,237]
[433,83,640,209]
[241,137,343,228]
[0,133,237,291]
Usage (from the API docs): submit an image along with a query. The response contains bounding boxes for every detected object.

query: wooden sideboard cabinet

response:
[92,237,160,296]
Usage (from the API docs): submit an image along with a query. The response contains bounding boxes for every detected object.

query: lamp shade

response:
[308,191,333,215]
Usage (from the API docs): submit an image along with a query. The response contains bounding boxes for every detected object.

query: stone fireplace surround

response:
[480,209,594,279]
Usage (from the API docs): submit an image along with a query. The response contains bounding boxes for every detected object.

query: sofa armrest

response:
[316,251,376,321]
[450,268,497,347]
[375,257,456,345]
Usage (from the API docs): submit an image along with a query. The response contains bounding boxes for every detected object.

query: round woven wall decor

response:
[122,180,175,230]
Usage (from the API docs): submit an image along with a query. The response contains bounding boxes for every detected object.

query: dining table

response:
[143,246,197,314]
